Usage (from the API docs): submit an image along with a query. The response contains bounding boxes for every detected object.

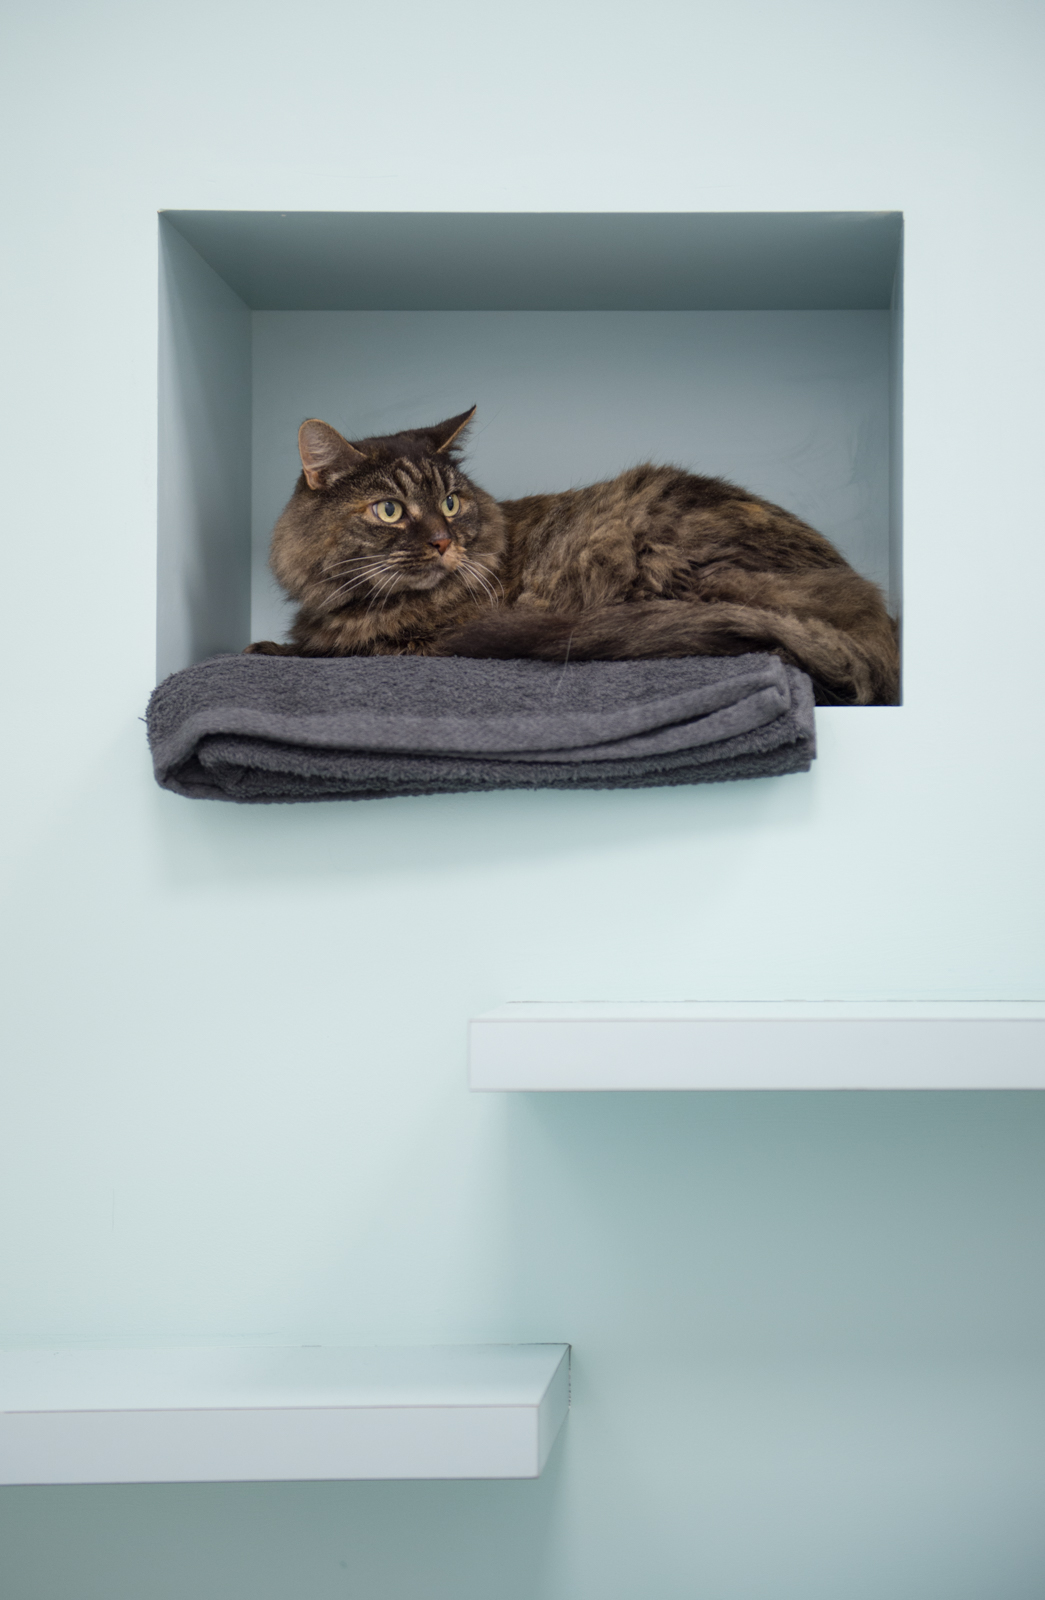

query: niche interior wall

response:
[157,210,903,680]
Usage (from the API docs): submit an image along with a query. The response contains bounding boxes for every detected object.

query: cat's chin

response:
[402,565,452,592]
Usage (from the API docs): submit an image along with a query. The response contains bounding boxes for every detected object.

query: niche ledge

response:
[0,1343,569,1485]
[468,1003,1045,1091]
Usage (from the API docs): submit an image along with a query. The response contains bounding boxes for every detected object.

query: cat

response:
[246,407,900,706]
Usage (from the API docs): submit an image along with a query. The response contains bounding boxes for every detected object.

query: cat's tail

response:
[433,601,899,706]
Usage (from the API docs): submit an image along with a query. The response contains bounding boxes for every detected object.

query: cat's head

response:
[271,407,504,611]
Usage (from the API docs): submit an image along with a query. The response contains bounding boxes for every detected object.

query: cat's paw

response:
[243,640,292,655]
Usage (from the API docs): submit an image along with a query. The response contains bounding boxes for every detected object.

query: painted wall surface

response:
[250,310,892,644]
[1,4,1043,1600]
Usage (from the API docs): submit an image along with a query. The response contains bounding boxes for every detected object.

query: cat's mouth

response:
[396,550,464,591]
[405,565,450,590]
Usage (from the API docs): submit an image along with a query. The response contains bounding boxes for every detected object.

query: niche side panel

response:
[157,217,252,681]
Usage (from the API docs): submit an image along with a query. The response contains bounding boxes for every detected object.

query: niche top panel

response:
[161,210,902,311]
[0,1343,570,1484]
[469,1003,1045,1091]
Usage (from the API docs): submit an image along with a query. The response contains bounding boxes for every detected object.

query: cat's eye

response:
[441,493,460,518]
[374,500,403,525]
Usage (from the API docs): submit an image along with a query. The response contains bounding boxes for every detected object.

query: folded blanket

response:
[146,653,816,803]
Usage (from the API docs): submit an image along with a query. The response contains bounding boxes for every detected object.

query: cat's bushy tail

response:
[434,601,899,706]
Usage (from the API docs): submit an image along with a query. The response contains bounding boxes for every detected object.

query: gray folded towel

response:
[146,653,815,803]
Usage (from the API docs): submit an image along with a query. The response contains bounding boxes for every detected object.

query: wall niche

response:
[157,210,903,684]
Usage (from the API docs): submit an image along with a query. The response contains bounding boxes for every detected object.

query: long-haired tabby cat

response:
[247,407,899,705]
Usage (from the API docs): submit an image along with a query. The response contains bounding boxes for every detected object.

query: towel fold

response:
[146,653,816,803]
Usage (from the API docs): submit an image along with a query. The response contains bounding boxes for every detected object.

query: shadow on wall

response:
[149,760,818,892]
[497,1089,1045,1363]
[0,1444,569,1600]
[2,719,818,918]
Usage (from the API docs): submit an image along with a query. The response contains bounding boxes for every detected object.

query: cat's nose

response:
[429,534,451,556]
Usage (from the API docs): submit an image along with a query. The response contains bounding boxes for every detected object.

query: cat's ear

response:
[298,419,365,491]
[424,406,477,454]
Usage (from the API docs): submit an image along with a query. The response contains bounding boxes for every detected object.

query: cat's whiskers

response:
[364,570,403,617]
[325,572,389,603]
[458,558,499,606]
[467,554,504,596]
[324,556,402,580]
[326,549,406,567]
[454,569,483,608]
[326,561,388,586]
[320,563,388,588]
[455,569,483,606]
[464,556,503,599]
[324,562,397,606]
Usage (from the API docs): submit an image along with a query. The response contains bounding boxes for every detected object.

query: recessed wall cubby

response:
[157,211,903,684]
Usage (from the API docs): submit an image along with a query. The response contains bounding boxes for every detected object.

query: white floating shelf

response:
[0,1343,569,1485]
[469,1003,1045,1091]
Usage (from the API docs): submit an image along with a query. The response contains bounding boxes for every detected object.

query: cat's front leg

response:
[243,640,296,655]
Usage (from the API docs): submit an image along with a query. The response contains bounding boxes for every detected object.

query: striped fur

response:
[246,413,899,706]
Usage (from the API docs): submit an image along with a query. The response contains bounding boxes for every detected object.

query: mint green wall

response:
[1,3,1044,1600]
